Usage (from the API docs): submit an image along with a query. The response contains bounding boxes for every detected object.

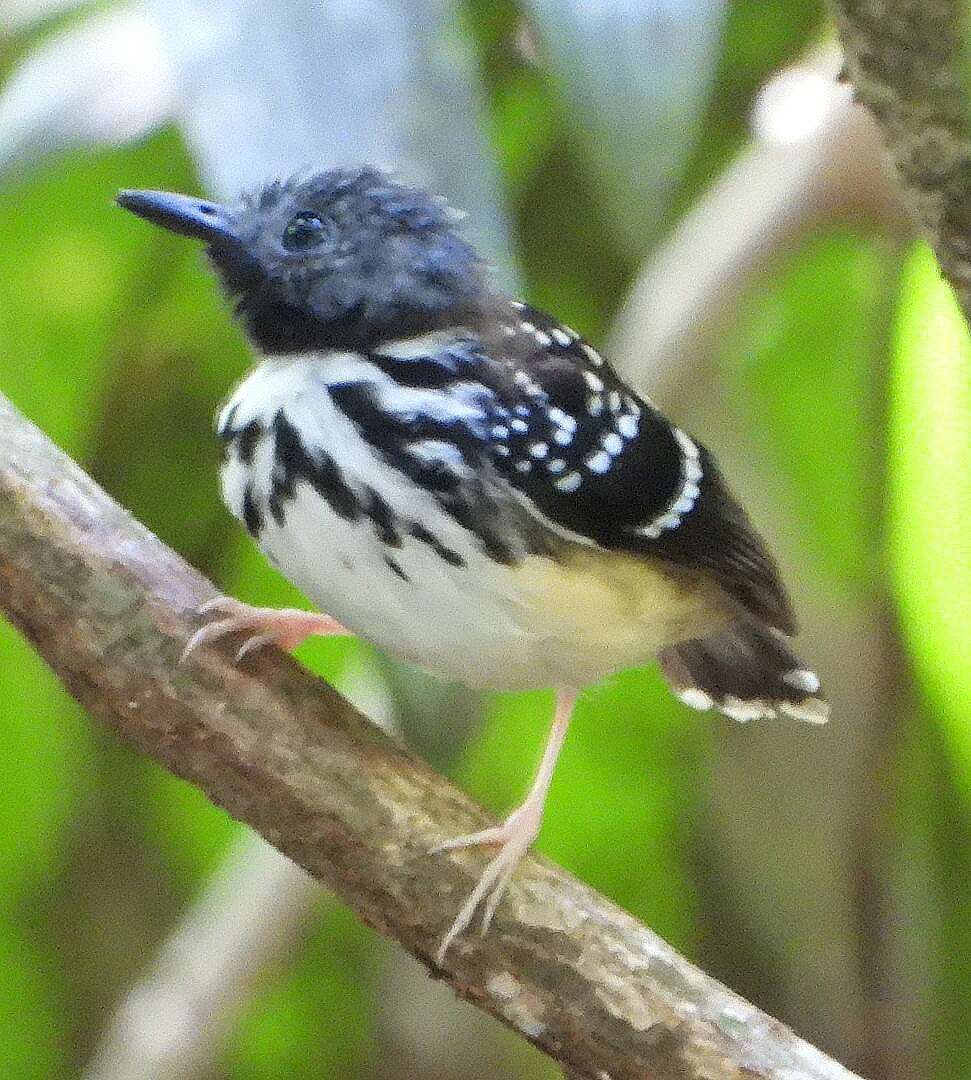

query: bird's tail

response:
[659,618,828,724]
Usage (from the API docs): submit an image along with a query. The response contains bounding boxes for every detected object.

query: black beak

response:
[116,189,241,250]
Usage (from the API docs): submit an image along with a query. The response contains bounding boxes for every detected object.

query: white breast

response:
[219,353,533,688]
[218,352,684,690]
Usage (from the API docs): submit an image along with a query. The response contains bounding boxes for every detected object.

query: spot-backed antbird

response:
[117,166,827,961]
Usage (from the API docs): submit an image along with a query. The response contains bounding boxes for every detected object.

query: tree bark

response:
[833,0,971,316]
[0,392,862,1080]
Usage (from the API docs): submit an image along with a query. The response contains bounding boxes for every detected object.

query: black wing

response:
[484,302,797,635]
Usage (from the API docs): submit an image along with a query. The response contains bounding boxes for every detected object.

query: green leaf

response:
[0,925,66,1080]
[228,905,373,1080]
[888,242,971,793]
[722,229,899,593]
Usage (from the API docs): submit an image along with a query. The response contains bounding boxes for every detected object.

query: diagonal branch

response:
[0,391,862,1080]
[832,0,971,317]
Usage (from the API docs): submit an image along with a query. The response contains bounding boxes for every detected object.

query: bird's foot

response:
[182,596,348,663]
[434,799,543,965]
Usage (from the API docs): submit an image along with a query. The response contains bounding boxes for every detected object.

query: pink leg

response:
[435,688,578,963]
[181,596,349,664]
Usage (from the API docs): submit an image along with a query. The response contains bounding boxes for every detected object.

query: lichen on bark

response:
[833,0,971,315]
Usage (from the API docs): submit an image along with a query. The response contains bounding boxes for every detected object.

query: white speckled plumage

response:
[218,348,723,691]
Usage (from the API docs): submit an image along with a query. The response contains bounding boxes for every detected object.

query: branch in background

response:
[0,392,865,1080]
[82,836,321,1080]
[610,45,908,391]
[832,0,971,316]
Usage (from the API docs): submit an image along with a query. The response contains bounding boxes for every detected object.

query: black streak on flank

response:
[440,494,518,567]
[384,555,410,582]
[217,404,241,464]
[235,420,264,466]
[271,411,361,523]
[478,529,518,567]
[242,484,264,536]
[409,522,466,568]
[326,380,516,567]
[364,489,401,547]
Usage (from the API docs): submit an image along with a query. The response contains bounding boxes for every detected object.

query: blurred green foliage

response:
[725,230,895,593]
[0,3,969,1080]
[890,245,971,793]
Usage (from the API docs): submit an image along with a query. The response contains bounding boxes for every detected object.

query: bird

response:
[116,166,828,962]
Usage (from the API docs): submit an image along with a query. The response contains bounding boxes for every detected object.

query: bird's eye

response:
[282,211,327,251]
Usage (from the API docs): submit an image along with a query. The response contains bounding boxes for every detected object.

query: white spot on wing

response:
[555,470,582,492]
[547,407,577,433]
[783,668,820,693]
[602,432,623,455]
[679,688,714,711]
[513,370,542,397]
[585,450,612,474]
[583,370,604,392]
[671,479,700,513]
[617,413,638,439]
[582,343,604,366]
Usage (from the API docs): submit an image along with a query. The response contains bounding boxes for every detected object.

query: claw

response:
[181,617,238,656]
[435,822,536,965]
[430,824,508,854]
[480,862,518,935]
[180,618,239,664]
[197,595,242,616]
[234,633,276,663]
[181,596,349,665]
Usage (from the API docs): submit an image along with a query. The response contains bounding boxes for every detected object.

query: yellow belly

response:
[491,546,729,689]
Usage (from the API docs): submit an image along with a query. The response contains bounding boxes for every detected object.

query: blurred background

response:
[0,1,968,1078]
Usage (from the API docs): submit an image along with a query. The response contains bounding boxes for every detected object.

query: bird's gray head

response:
[117,166,487,353]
